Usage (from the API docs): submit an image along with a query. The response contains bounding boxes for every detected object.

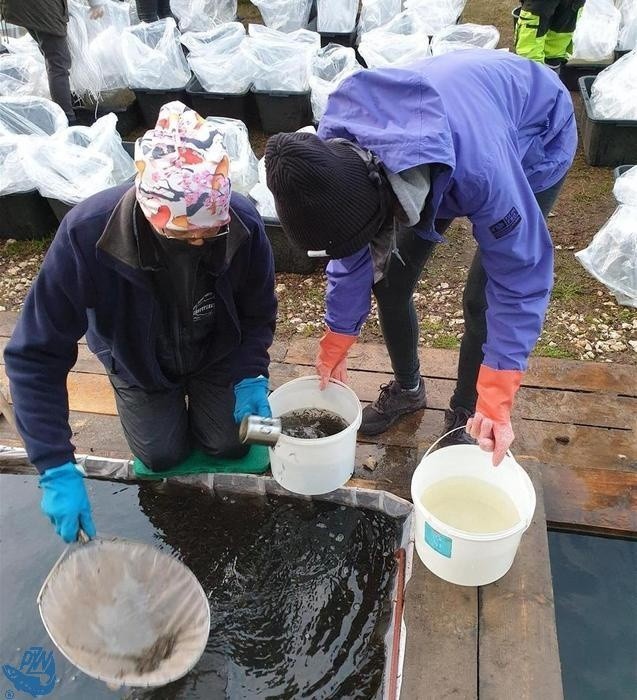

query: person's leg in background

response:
[360,220,454,436]
[27,29,75,121]
[442,176,568,447]
[135,0,160,23]
[544,0,586,66]
[515,0,561,64]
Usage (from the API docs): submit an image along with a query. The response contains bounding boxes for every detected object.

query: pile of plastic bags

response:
[571,0,621,61]
[122,17,191,90]
[309,44,360,121]
[181,23,251,93]
[171,0,237,32]
[0,97,135,203]
[251,0,314,33]
[358,10,432,68]
[244,24,320,92]
[590,50,637,119]
[576,166,637,308]
[431,23,500,55]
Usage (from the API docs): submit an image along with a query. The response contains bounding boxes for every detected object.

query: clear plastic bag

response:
[204,116,259,194]
[575,205,637,307]
[89,26,129,92]
[85,0,131,41]
[431,23,499,55]
[67,0,105,102]
[590,50,637,120]
[404,0,467,34]
[171,0,237,32]
[122,18,191,90]
[571,0,621,61]
[317,0,359,33]
[309,44,360,121]
[613,166,637,206]
[251,0,314,33]
[0,137,39,195]
[245,25,320,91]
[0,97,68,137]
[2,31,43,56]
[359,11,432,68]
[0,54,50,98]
[181,24,252,93]
[358,0,402,34]
[52,113,136,186]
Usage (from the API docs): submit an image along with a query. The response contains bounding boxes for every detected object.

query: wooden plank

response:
[269,363,637,431]
[285,338,637,397]
[402,558,478,699]
[0,311,18,337]
[478,464,564,700]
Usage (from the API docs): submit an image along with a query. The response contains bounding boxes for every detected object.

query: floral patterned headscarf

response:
[134,101,231,231]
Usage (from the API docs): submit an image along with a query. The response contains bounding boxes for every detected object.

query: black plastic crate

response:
[262,216,321,274]
[46,198,74,223]
[579,76,637,167]
[74,99,141,137]
[561,60,612,91]
[614,48,631,62]
[613,165,636,179]
[319,29,357,48]
[133,87,190,128]
[186,76,251,122]
[252,90,312,135]
[0,190,58,240]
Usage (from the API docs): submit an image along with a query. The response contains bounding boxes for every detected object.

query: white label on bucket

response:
[425,522,452,558]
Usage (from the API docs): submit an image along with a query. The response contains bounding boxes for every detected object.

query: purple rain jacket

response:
[317,48,577,373]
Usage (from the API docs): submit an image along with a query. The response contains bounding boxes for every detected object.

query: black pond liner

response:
[0,189,58,240]
[262,215,322,274]
[252,89,312,135]
[74,99,141,137]
[133,87,190,128]
[579,76,637,167]
[185,76,251,123]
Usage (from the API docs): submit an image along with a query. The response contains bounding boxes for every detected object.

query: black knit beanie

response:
[264,132,391,259]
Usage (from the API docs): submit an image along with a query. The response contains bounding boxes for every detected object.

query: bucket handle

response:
[424,425,514,462]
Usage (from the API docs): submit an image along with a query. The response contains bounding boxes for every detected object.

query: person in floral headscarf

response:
[4,102,277,543]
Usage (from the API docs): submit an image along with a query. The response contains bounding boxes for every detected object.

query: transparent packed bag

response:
[0,137,39,195]
[245,25,320,91]
[616,0,637,50]
[358,0,402,34]
[309,44,360,121]
[359,11,432,68]
[0,22,27,39]
[2,32,42,56]
[52,113,136,185]
[122,18,191,89]
[67,0,105,102]
[22,140,115,204]
[171,0,237,33]
[85,0,131,41]
[89,26,129,93]
[0,96,68,137]
[590,50,637,120]
[431,23,499,55]
[251,0,314,33]
[317,0,359,33]
[575,205,637,307]
[571,0,620,61]
[404,0,467,34]
[613,166,637,206]
[204,116,259,194]
[182,24,252,93]
[0,54,50,98]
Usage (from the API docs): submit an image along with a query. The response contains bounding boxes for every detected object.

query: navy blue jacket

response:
[4,184,277,472]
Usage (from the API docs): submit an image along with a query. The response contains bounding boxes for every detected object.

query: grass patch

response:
[551,277,586,302]
[3,236,53,258]
[533,342,574,359]
[432,334,460,349]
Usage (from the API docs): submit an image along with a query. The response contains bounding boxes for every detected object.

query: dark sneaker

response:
[359,380,427,436]
[437,406,477,448]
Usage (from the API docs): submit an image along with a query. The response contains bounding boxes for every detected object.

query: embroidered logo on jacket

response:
[489,207,522,239]
[193,292,215,323]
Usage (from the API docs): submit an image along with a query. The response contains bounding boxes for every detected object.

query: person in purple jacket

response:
[4,102,277,542]
[265,49,576,467]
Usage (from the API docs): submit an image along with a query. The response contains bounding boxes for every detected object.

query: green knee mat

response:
[133,446,270,480]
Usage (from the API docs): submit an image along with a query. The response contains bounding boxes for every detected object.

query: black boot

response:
[437,406,477,448]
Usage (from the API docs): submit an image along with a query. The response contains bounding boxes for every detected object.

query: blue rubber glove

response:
[233,377,272,423]
[40,462,96,543]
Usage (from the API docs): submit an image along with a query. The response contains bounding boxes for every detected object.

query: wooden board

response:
[478,465,564,700]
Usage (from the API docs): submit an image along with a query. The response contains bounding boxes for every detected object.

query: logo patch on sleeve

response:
[489,207,522,239]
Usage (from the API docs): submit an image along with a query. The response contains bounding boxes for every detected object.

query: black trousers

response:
[135,0,172,23]
[109,364,248,472]
[372,178,566,413]
[27,29,74,119]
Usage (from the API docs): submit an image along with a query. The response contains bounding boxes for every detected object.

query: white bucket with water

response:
[267,376,362,495]
[411,431,536,587]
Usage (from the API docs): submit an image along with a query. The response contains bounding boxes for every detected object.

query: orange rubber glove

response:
[315,329,357,390]
[467,365,523,467]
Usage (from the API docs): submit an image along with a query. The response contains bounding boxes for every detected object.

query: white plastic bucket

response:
[267,376,362,495]
[411,434,536,587]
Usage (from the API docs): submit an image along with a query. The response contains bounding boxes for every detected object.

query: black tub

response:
[579,76,637,167]
[252,89,312,134]
[561,60,612,91]
[319,29,357,48]
[186,76,251,122]
[133,87,190,128]
[613,164,636,179]
[0,190,58,240]
[262,216,320,274]
[74,99,141,137]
